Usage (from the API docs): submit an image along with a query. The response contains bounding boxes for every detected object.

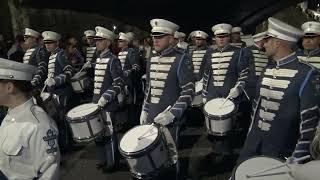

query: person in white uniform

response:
[0,58,60,180]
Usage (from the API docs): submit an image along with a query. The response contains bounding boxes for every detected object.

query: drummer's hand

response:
[140,111,148,124]
[154,111,175,126]
[228,87,240,99]
[98,96,108,107]
[45,78,56,87]
[203,98,207,104]
[83,61,92,69]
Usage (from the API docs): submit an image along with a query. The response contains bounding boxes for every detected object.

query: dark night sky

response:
[21,0,303,33]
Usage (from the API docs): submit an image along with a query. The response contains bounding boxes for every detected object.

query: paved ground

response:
[60,112,243,180]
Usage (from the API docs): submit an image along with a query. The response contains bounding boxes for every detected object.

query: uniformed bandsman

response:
[0,58,60,180]
[238,17,320,164]
[297,21,320,69]
[191,30,209,81]
[42,31,75,151]
[92,26,124,171]
[117,32,143,127]
[230,26,247,48]
[174,31,189,50]
[188,31,197,54]
[244,31,269,99]
[140,18,195,179]
[83,30,97,64]
[202,23,249,157]
[23,28,49,88]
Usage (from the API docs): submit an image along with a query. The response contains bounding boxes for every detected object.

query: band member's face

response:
[264,37,278,58]
[0,81,13,106]
[86,38,94,46]
[44,42,58,52]
[195,39,205,47]
[96,39,109,51]
[118,39,128,49]
[256,39,266,50]
[215,34,230,48]
[153,35,172,52]
[24,36,37,49]
[231,32,241,42]
[302,36,320,50]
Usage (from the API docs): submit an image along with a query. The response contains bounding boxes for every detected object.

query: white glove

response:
[289,160,320,180]
[45,78,56,87]
[154,110,175,126]
[140,111,148,124]
[203,98,207,104]
[83,61,92,69]
[98,96,108,107]
[228,87,240,99]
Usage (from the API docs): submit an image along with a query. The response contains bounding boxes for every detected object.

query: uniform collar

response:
[52,47,61,54]
[274,52,297,67]
[100,49,111,57]
[196,45,208,51]
[217,44,231,52]
[121,47,129,52]
[30,44,38,49]
[6,98,34,122]
[160,46,174,56]
[304,48,320,57]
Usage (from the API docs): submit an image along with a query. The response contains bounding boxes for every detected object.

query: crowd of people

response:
[0,16,319,180]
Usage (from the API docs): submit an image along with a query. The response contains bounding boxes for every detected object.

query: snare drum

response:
[233,156,293,180]
[119,124,170,179]
[66,103,104,143]
[70,71,91,93]
[41,92,59,118]
[191,81,203,107]
[203,98,237,136]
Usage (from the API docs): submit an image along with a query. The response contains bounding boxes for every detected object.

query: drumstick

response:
[246,171,289,178]
[219,82,243,109]
[246,155,310,178]
[138,123,155,140]
[41,84,47,95]
[138,105,172,140]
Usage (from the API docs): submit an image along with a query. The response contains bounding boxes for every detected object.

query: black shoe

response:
[96,162,106,169]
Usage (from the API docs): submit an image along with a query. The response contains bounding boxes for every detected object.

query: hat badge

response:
[155,21,158,26]
[309,23,312,28]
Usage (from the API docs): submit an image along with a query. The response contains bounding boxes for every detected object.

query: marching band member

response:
[244,31,269,100]
[140,18,195,179]
[202,23,249,159]
[0,58,60,180]
[297,21,320,69]
[238,17,320,164]
[92,26,124,171]
[118,32,143,127]
[43,31,75,152]
[23,28,49,88]
[230,26,247,48]
[191,30,209,81]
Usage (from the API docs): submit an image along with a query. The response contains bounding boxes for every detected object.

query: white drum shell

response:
[120,125,170,178]
[125,138,169,177]
[204,98,236,136]
[66,103,104,142]
[234,156,293,180]
[71,72,90,93]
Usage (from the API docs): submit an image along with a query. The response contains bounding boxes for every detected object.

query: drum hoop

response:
[71,74,89,82]
[66,106,100,122]
[73,130,105,143]
[231,155,285,179]
[203,104,238,119]
[119,126,162,158]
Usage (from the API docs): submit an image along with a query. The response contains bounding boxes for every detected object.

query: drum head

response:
[204,98,235,116]
[72,71,87,79]
[195,81,203,93]
[40,92,50,101]
[67,103,99,118]
[233,156,292,180]
[120,125,159,153]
